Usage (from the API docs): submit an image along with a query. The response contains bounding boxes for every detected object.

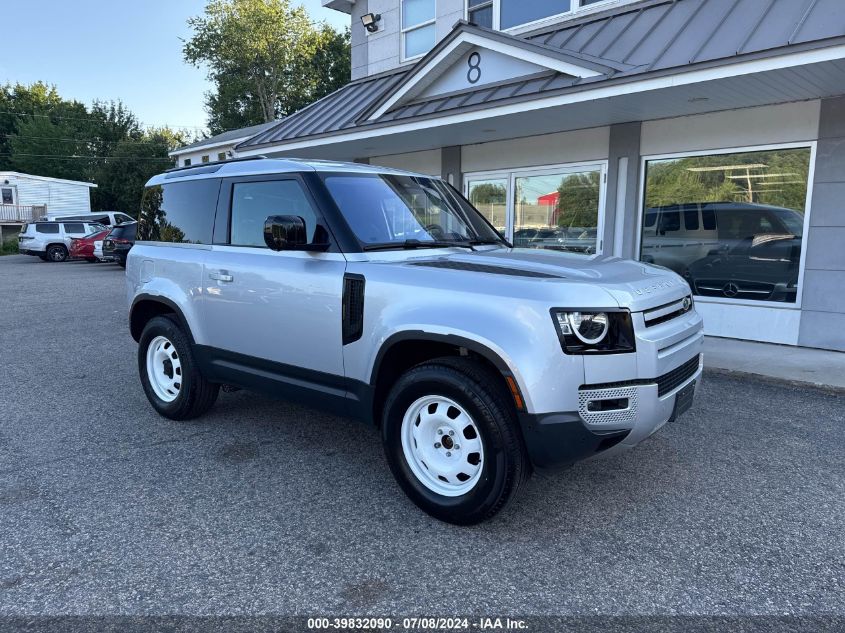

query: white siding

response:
[371,149,442,175]
[0,172,94,214]
[462,126,610,173]
[170,145,236,167]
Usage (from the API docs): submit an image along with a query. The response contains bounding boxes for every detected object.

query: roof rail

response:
[164,154,268,174]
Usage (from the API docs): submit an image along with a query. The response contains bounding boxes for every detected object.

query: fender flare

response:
[129,293,195,343]
[369,330,516,386]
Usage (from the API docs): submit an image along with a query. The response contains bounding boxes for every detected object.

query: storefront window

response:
[513,169,601,253]
[641,147,811,304]
[467,178,507,234]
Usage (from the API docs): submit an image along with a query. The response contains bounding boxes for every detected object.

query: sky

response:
[0,0,348,133]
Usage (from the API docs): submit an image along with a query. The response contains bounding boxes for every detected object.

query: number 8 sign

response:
[466,52,481,84]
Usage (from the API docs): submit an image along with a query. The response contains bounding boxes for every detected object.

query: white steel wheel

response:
[145,335,182,403]
[400,395,485,497]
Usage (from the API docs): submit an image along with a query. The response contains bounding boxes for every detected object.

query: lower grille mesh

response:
[656,355,700,397]
[582,354,701,398]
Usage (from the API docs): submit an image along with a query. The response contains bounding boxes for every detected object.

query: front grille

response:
[656,355,701,397]
[694,279,774,300]
[582,354,701,398]
[643,296,693,327]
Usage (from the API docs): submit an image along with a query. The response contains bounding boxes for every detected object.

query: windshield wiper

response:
[363,239,475,252]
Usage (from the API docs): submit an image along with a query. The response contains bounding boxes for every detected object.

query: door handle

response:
[209,271,233,282]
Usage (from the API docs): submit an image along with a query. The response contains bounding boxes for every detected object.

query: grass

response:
[0,239,19,256]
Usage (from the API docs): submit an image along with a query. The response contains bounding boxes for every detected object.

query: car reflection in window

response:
[683,233,801,303]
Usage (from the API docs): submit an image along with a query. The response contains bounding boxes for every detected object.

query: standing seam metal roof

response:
[236,0,845,150]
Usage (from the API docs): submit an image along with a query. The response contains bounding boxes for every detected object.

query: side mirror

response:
[264,215,307,251]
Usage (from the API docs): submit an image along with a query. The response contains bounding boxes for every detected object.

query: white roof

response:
[0,171,97,188]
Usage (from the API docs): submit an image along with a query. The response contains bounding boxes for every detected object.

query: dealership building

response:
[184,0,845,351]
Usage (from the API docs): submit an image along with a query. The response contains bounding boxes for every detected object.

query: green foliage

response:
[556,172,601,228]
[644,149,811,212]
[0,238,19,256]
[469,182,507,205]
[0,82,192,217]
[184,0,351,132]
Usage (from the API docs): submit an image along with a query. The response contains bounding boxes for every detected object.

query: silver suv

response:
[127,158,703,524]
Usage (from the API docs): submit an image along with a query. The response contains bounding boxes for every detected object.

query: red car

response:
[69,228,110,262]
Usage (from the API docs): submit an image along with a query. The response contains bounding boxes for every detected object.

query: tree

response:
[184,0,351,133]
[0,82,188,216]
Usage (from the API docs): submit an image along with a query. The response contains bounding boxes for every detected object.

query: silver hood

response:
[387,248,691,312]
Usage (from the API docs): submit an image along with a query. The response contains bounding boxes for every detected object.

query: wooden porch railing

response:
[0,205,46,222]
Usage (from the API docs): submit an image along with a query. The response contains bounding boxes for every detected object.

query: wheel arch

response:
[129,294,195,344]
[367,331,526,427]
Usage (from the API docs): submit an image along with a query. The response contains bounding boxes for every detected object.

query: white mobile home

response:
[0,171,97,223]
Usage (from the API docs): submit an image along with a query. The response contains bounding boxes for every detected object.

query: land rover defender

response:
[127,158,703,524]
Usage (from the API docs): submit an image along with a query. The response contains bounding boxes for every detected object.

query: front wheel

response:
[382,357,529,525]
[138,315,219,420]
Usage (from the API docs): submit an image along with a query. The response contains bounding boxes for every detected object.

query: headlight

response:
[551,309,635,355]
[566,312,609,344]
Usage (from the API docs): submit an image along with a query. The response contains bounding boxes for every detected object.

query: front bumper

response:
[519,353,702,469]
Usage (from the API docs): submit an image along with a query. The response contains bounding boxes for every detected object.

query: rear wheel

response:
[382,357,529,525]
[46,244,67,262]
[138,315,219,420]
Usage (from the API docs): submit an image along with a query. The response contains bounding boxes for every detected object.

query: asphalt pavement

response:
[0,254,843,622]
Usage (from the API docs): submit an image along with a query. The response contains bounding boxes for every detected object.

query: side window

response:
[36,223,60,234]
[683,208,699,231]
[643,210,657,228]
[138,180,219,244]
[658,210,680,234]
[62,222,86,234]
[230,180,318,247]
[702,207,716,230]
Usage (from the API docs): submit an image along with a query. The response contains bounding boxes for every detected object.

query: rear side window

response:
[109,224,137,239]
[116,214,134,223]
[658,210,680,233]
[36,223,60,234]
[138,180,219,243]
[702,207,716,230]
[683,208,699,231]
[63,222,86,234]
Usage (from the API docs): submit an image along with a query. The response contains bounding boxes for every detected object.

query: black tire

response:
[382,357,529,525]
[138,315,219,420]
[46,244,68,262]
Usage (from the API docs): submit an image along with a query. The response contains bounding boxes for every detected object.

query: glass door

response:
[513,166,604,254]
[466,176,509,237]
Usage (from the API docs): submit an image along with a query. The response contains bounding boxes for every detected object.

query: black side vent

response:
[342,274,365,345]
[410,260,561,278]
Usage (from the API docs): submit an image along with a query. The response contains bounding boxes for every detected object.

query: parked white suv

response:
[18,220,105,262]
[43,211,135,227]
[127,158,703,524]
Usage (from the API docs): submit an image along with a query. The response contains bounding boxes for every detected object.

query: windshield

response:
[771,208,804,237]
[323,173,504,248]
